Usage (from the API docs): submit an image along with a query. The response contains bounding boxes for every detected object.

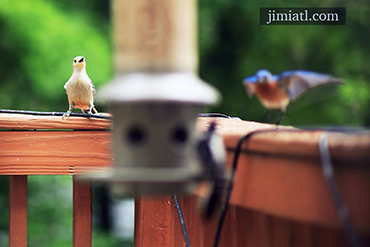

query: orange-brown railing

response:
[0,112,111,247]
[1,113,369,247]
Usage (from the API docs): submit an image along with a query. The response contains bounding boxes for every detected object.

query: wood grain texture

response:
[134,196,144,247]
[179,195,204,246]
[9,175,27,247]
[0,131,111,175]
[226,149,370,233]
[112,0,197,73]
[197,117,370,165]
[136,198,370,247]
[1,114,370,238]
[73,177,92,247]
[134,196,175,247]
[0,113,111,130]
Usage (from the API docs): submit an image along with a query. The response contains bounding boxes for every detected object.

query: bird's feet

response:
[85,103,97,115]
[265,110,271,123]
[62,111,71,119]
[275,111,285,126]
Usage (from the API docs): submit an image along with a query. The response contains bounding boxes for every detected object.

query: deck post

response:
[9,175,28,247]
[73,177,92,247]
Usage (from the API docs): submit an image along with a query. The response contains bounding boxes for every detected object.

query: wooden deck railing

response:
[1,112,369,247]
[0,113,111,247]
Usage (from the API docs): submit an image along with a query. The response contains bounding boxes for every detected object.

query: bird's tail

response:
[201,177,227,219]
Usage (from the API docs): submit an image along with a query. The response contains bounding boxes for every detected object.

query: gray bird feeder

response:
[95,73,219,195]
[88,0,220,195]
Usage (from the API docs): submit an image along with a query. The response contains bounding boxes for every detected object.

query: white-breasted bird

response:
[63,56,97,117]
[196,122,227,218]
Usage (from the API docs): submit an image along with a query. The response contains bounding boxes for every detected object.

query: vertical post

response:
[134,196,175,247]
[134,196,144,246]
[73,177,92,247]
[9,175,28,247]
[112,0,198,73]
[113,0,201,245]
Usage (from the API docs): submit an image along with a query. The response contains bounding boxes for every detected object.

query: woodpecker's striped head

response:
[73,56,86,70]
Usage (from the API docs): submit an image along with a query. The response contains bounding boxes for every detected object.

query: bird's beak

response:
[74,62,85,69]
[244,82,255,98]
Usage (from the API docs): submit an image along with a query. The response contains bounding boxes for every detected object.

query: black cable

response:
[318,134,361,247]
[212,133,248,247]
[212,128,295,247]
[212,127,366,247]
[213,129,365,247]
[198,113,234,119]
[173,193,191,247]
[1,109,241,121]
[0,109,112,119]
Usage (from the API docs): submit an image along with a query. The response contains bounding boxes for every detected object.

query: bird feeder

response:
[90,0,220,196]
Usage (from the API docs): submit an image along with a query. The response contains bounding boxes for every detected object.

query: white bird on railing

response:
[63,56,98,117]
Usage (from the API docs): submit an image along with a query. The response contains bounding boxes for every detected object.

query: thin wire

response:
[0,109,244,121]
[0,109,112,119]
[198,113,232,118]
[212,128,299,247]
[318,134,361,247]
[212,127,362,246]
[1,109,239,120]
[173,193,191,247]
[1,108,366,246]
[212,133,248,247]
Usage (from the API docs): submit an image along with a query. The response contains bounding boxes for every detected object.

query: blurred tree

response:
[0,0,369,246]
[0,0,123,246]
[0,0,112,112]
[198,0,370,126]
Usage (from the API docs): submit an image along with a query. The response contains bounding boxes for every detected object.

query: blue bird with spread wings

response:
[243,70,344,124]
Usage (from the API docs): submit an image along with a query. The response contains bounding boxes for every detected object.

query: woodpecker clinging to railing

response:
[63,56,98,117]
[196,122,227,218]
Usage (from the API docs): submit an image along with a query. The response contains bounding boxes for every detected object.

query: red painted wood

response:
[0,113,111,130]
[234,206,252,247]
[269,214,291,247]
[134,196,174,247]
[179,195,204,246]
[1,114,370,246]
[0,131,112,175]
[73,177,92,247]
[134,196,144,247]
[172,195,188,247]
[9,175,28,247]
[214,205,237,247]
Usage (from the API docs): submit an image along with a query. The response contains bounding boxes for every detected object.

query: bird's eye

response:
[73,60,76,63]
[78,57,84,63]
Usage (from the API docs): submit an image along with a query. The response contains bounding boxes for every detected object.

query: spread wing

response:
[277,71,344,100]
[243,76,258,97]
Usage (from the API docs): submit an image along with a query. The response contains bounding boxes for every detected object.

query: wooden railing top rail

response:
[1,112,369,233]
[0,112,111,130]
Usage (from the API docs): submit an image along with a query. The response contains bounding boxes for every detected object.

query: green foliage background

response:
[0,0,369,246]
[0,0,112,111]
[198,0,369,126]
